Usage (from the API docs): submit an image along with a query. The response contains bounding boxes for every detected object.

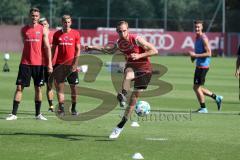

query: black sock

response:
[72,102,76,111]
[200,103,206,108]
[12,100,20,115]
[59,103,64,110]
[48,100,53,107]
[117,116,128,128]
[122,89,127,96]
[35,101,41,116]
[211,93,216,100]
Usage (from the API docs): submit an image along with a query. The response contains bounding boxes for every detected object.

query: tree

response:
[226,0,240,32]
[0,0,30,24]
[0,0,240,32]
[166,0,220,31]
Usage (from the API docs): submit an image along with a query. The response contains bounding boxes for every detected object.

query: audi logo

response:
[138,33,175,50]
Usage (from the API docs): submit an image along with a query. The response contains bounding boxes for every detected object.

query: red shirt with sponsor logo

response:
[53,29,80,65]
[117,34,151,72]
[21,24,43,65]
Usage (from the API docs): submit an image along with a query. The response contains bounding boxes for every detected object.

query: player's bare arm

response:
[21,29,25,44]
[189,38,211,58]
[43,27,53,73]
[86,45,103,51]
[51,44,56,60]
[130,36,158,60]
[87,44,118,54]
[72,44,81,72]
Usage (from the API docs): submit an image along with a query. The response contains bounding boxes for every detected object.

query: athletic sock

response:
[48,99,53,107]
[117,116,128,128]
[35,101,42,116]
[58,103,64,110]
[122,89,127,96]
[71,102,76,111]
[12,100,20,115]
[200,103,206,108]
[210,93,217,100]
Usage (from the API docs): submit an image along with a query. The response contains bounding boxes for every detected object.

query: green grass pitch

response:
[0,53,239,160]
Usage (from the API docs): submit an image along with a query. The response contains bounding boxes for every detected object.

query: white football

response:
[135,100,150,117]
[4,53,10,61]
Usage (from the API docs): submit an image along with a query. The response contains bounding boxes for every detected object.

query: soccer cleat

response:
[58,110,65,116]
[109,127,123,139]
[48,106,54,112]
[117,93,127,108]
[215,95,223,111]
[71,109,79,116]
[36,114,47,120]
[57,106,65,116]
[6,114,17,120]
[196,108,208,113]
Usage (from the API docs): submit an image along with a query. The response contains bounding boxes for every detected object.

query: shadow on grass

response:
[0,109,43,116]
[220,101,240,105]
[0,132,109,141]
[95,139,115,142]
[115,108,240,116]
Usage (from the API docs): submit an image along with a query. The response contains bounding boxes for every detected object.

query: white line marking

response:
[145,137,168,141]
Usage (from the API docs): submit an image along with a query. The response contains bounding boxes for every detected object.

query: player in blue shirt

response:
[188,20,223,113]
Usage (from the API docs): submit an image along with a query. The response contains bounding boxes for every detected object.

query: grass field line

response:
[145,137,168,141]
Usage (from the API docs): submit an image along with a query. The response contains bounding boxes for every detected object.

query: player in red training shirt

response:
[52,15,81,116]
[6,8,52,121]
[87,21,158,139]
[39,17,56,112]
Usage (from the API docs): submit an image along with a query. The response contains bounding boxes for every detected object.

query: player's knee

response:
[47,83,52,90]
[58,93,64,100]
[133,90,141,98]
[124,68,134,79]
[125,71,134,80]
[16,85,24,92]
[34,86,41,93]
[193,85,200,91]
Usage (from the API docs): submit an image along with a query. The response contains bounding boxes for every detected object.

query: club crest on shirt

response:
[35,31,41,38]
[118,39,134,52]
[64,36,69,41]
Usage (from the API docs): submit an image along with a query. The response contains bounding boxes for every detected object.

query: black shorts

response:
[124,67,152,90]
[193,67,209,85]
[16,64,44,87]
[43,66,54,87]
[134,71,152,89]
[53,64,79,85]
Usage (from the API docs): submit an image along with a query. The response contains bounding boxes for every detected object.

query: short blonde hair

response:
[62,15,71,21]
[116,20,129,29]
[39,17,47,23]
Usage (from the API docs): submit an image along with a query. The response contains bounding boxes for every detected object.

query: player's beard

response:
[32,19,39,25]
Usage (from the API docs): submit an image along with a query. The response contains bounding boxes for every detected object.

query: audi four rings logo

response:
[139,33,175,50]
